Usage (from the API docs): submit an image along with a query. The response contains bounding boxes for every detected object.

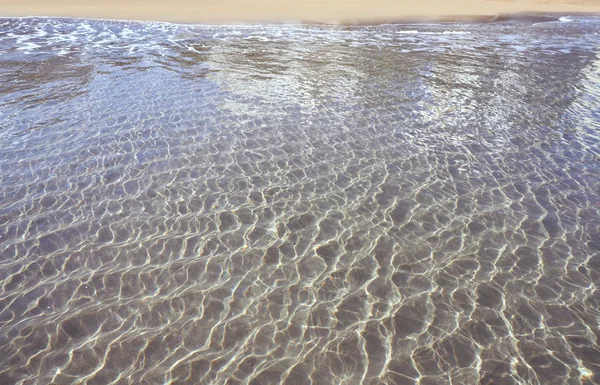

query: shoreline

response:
[1,1,599,25]
[2,12,599,26]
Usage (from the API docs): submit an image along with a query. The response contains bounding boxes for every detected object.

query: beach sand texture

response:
[1,0,600,23]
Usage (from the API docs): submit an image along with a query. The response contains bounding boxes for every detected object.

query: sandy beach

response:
[1,0,599,23]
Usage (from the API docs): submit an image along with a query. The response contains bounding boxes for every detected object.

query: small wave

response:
[16,42,41,51]
[559,16,574,23]
[397,30,471,35]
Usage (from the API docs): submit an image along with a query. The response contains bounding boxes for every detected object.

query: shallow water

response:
[0,16,600,385]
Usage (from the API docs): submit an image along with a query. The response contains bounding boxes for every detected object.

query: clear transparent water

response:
[0,16,599,385]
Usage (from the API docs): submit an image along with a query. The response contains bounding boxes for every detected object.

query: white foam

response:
[17,42,41,51]
[559,16,573,23]
[439,31,471,35]
[77,22,96,33]
[35,29,48,37]
[397,30,471,35]
[120,28,135,38]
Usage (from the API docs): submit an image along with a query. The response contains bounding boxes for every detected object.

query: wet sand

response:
[1,0,599,23]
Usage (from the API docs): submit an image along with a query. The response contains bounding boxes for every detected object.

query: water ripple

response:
[0,16,599,385]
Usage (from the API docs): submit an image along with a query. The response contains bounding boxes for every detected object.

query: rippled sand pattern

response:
[1,17,600,385]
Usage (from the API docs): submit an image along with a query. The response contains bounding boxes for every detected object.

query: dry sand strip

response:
[1,0,599,24]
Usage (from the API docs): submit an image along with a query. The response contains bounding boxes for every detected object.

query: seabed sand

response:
[1,0,599,24]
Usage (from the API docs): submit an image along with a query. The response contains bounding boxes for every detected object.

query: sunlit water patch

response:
[1,16,600,385]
